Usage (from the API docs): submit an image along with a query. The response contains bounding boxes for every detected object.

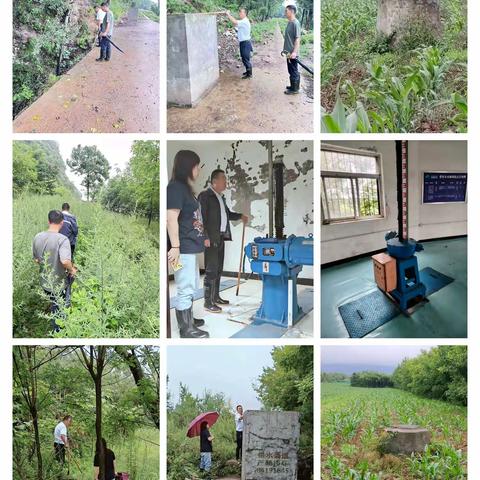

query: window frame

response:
[321,144,386,224]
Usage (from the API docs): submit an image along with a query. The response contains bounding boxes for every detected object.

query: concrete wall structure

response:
[241,410,300,480]
[377,0,441,37]
[321,140,467,264]
[168,140,314,278]
[167,14,219,106]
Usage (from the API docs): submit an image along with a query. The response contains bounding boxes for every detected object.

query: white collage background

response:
[2,0,479,478]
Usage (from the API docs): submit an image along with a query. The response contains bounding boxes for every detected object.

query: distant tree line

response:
[351,371,393,388]
[392,346,467,406]
[321,372,349,383]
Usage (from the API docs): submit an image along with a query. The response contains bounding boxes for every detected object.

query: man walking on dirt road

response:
[33,210,77,331]
[225,8,253,79]
[97,2,114,62]
[284,4,302,95]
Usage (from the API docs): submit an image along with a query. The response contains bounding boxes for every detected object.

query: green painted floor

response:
[321,237,467,338]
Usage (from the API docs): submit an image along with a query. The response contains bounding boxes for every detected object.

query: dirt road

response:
[167,23,313,133]
[13,18,159,133]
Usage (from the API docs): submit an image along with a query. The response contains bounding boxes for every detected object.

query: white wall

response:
[321,140,467,264]
[167,140,314,278]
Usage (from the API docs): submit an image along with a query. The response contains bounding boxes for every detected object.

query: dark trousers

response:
[287,57,300,82]
[239,40,253,71]
[54,443,66,464]
[100,35,111,59]
[236,431,243,460]
[71,244,75,260]
[44,275,74,330]
[204,237,225,282]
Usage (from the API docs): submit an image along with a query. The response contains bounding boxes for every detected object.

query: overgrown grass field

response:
[321,0,467,132]
[321,383,467,479]
[13,195,159,338]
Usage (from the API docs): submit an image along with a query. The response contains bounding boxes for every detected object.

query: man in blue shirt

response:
[225,8,253,79]
[59,202,79,259]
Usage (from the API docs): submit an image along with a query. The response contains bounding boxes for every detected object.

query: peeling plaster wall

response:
[167,140,314,278]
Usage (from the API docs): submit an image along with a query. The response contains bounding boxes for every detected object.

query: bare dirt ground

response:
[13,18,159,133]
[167,23,313,133]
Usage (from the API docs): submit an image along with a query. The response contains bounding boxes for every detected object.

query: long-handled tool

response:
[103,36,126,54]
[281,50,314,75]
[236,222,246,296]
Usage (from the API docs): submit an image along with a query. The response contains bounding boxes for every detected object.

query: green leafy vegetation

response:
[13,346,159,480]
[13,141,159,339]
[321,0,467,132]
[322,347,467,479]
[168,346,313,479]
[13,0,157,117]
[350,371,393,388]
[321,372,349,383]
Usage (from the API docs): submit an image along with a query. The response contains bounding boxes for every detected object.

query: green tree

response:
[68,145,110,201]
[12,142,38,195]
[255,346,313,478]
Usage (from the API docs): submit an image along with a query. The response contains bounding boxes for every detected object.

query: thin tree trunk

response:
[95,376,105,480]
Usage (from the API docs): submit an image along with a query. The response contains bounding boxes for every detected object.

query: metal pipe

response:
[274,158,285,239]
[267,141,273,237]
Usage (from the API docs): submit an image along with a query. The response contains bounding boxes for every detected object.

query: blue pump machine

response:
[383,141,426,312]
[244,155,314,327]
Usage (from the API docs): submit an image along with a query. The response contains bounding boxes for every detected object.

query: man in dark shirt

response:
[199,170,247,313]
[93,438,116,480]
[200,422,214,474]
[59,202,79,259]
[283,4,302,95]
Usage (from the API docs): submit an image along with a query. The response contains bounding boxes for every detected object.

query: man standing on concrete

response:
[95,4,106,46]
[33,210,77,330]
[59,203,79,259]
[235,405,244,461]
[54,415,72,465]
[199,170,248,313]
[225,8,253,79]
[97,2,114,62]
[283,4,302,95]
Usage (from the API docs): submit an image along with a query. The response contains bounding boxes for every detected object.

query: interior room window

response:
[321,146,383,224]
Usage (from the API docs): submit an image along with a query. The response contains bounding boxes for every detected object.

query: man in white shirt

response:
[198,170,248,313]
[95,5,106,46]
[225,8,253,78]
[235,405,244,460]
[54,415,72,465]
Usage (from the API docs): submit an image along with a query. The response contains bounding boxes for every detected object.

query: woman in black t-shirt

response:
[93,438,116,480]
[167,150,209,339]
[199,421,214,474]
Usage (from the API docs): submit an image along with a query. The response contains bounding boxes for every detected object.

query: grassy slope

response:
[13,195,159,338]
[321,0,467,132]
[321,383,467,479]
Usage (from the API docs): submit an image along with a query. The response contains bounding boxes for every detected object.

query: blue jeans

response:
[200,452,212,471]
[100,35,111,59]
[173,254,199,311]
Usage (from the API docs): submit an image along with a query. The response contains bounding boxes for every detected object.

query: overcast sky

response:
[57,138,134,193]
[321,345,434,374]
[167,346,274,410]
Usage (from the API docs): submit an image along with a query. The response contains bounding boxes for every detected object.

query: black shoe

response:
[214,278,230,305]
[242,71,248,77]
[105,57,110,62]
[176,308,209,338]
[242,69,252,79]
[194,317,205,327]
[204,281,222,313]
[96,57,104,62]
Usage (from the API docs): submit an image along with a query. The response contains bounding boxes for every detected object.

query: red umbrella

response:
[186,411,220,438]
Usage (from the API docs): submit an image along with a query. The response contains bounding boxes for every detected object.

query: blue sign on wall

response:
[423,172,467,204]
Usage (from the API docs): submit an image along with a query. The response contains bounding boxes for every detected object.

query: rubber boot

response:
[176,308,209,338]
[204,280,222,313]
[214,278,230,305]
[242,68,252,79]
[285,79,300,95]
[194,316,205,327]
[96,56,104,62]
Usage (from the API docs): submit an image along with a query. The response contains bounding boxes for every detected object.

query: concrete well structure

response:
[377,0,442,38]
[167,14,220,107]
[241,410,300,480]
[384,425,431,454]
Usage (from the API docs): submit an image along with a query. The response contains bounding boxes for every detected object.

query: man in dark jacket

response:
[199,170,248,313]
[59,203,79,259]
